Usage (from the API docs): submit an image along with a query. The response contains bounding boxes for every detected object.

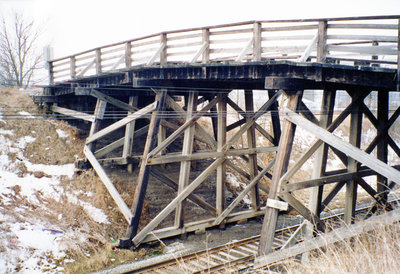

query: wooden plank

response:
[132,158,225,246]
[213,159,275,226]
[84,146,132,222]
[397,19,400,91]
[190,42,209,63]
[235,38,254,62]
[298,33,318,62]
[86,102,156,144]
[317,20,327,62]
[280,192,323,230]
[283,109,400,184]
[377,91,389,202]
[253,22,262,61]
[77,58,96,77]
[327,34,397,42]
[51,105,95,122]
[164,93,217,148]
[226,97,275,144]
[149,168,216,215]
[95,125,148,158]
[124,90,167,245]
[175,91,198,227]
[328,23,398,30]
[125,42,132,68]
[345,98,362,224]
[87,99,107,152]
[223,90,282,152]
[147,42,166,65]
[327,45,397,55]
[123,96,138,173]
[282,169,375,192]
[321,181,346,211]
[95,137,124,158]
[110,54,125,70]
[70,56,76,79]
[95,49,101,74]
[89,89,137,112]
[140,206,266,243]
[255,207,400,268]
[147,96,219,158]
[259,91,302,256]
[216,94,227,216]
[279,93,365,183]
[245,90,260,210]
[305,89,336,249]
[268,90,281,146]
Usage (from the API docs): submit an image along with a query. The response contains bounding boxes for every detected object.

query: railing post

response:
[70,56,76,79]
[371,41,379,67]
[125,42,132,68]
[160,33,167,65]
[48,61,54,85]
[96,48,102,74]
[397,19,400,91]
[253,22,262,61]
[202,28,210,63]
[317,20,327,63]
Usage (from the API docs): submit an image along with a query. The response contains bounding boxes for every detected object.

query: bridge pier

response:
[34,16,400,265]
[257,84,400,260]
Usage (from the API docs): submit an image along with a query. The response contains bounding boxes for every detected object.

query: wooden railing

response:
[48,15,400,84]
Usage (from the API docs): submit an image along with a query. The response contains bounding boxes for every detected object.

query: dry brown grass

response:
[0,88,151,272]
[277,224,400,273]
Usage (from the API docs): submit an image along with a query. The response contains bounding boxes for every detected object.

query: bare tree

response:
[0,13,42,88]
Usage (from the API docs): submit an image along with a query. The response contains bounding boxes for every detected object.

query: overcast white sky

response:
[1,0,400,59]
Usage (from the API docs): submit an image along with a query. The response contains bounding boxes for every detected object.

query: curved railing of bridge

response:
[48,15,400,84]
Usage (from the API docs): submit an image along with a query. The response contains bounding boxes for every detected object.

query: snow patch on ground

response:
[0,111,109,273]
[18,111,35,119]
[56,129,69,139]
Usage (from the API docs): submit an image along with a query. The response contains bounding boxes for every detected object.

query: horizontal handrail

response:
[48,16,400,84]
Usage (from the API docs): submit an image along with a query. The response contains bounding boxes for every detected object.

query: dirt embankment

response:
[0,88,152,273]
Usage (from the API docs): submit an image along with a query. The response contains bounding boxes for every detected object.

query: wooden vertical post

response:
[175,91,198,228]
[309,90,336,217]
[397,19,400,91]
[302,89,336,262]
[216,94,226,218]
[123,96,138,173]
[377,91,388,203]
[125,42,132,68]
[317,20,327,63]
[48,61,54,85]
[95,48,102,74]
[268,90,281,145]
[202,28,210,63]
[70,56,76,79]
[122,90,167,246]
[87,98,107,152]
[253,22,262,61]
[209,97,219,140]
[245,90,260,210]
[259,90,303,255]
[158,125,167,157]
[344,92,363,224]
[160,33,167,66]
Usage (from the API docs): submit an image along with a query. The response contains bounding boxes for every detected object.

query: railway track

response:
[118,200,398,273]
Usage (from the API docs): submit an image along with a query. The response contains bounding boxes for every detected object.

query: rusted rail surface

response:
[49,15,400,84]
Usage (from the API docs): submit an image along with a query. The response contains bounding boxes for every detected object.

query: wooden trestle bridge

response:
[36,15,400,261]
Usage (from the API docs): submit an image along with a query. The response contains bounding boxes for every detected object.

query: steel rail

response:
[118,198,399,273]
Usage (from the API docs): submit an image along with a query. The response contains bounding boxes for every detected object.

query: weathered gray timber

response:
[37,16,400,254]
